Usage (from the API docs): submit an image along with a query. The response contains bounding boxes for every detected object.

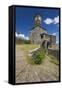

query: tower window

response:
[41,35,43,39]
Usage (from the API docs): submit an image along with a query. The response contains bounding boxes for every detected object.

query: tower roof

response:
[34,14,42,26]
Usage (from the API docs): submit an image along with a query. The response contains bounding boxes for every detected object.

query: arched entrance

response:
[41,40,50,54]
[42,40,50,48]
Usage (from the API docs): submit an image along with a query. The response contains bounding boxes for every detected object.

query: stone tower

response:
[29,14,56,49]
[30,15,47,44]
[35,15,41,26]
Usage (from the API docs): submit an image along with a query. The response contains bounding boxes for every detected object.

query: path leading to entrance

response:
[16,45,59,83]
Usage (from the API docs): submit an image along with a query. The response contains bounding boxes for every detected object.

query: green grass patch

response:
[32,50,46,64]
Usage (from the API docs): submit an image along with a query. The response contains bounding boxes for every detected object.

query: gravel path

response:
[16,45,59,83]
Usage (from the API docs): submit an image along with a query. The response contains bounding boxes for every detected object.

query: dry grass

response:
[16,44,40,52]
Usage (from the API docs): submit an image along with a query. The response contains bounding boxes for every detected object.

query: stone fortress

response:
[29,15,56,49]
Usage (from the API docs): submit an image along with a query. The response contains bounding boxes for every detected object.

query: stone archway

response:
[42,40,50,49]
[41,40,50,54]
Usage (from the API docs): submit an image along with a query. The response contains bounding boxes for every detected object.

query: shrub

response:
[24,40,31,44]
[16,38,31,44]
[32,50,45,64]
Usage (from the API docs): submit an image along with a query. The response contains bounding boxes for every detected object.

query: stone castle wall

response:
[50,35,56,45]
[48,49,59,60]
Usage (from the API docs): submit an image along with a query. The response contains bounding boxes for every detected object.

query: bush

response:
[32,50,45,64]
[16,38,31,44]
[24,40,31,44]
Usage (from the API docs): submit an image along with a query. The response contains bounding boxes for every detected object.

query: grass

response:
[16,44,40,52]
[16,44,59,65]
[32,49,46,64]
[16,44,40,64]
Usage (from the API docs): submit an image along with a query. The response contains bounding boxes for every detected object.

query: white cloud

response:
[53,16,59,24]
[44,16,59,25]
[25,37,29,40]
[51,32,58,36]
[15,32,29,40]
[15,32,18,37]
[56,40,59,44]
[52,32,57,35]
[44,18,53,24]
[18,33,25,39]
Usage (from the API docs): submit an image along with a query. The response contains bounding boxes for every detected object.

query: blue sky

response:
[16,7,60,43]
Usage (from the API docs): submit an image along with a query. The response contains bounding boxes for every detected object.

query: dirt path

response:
[16,45,59,83]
